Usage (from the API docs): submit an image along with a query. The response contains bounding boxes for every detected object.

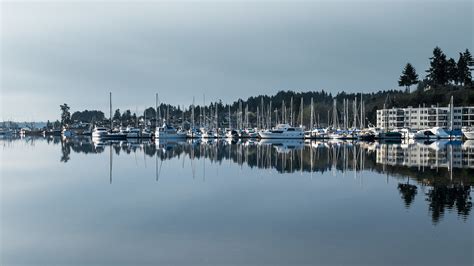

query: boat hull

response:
[464,131,474,140]
[258,132,304,139]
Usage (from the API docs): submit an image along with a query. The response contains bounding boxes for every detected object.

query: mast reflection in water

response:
[1,136,473,265]
[47,136,474,224]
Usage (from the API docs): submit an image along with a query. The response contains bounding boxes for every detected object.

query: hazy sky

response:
[1,0,472,121]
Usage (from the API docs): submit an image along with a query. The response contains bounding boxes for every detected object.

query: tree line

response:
[399,47,473,92]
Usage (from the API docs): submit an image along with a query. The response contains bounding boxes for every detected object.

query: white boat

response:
[413,127,450,139]
[92,127,109,139]
[328,129,358,139]
[258,124,304,139]
[413,129,437,139]
[304,128,328,139]
[187,128,202,138]
[125,127,141,138]
[141,128,152,138]
[92,126,126,140]
[395,128,415,139]
[244,128,258,138]
[201,129,218,138]
[463,128,474,140]
[430,127,451,139]
[155,122,186,139]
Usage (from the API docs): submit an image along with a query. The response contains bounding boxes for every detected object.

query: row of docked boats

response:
[9,123,473,141]
[90,121,474,141]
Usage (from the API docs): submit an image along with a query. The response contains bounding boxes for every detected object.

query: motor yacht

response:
[258,124,304,139]
[155,122,186,139]
[92,127,108,139]
[413,129,438,139]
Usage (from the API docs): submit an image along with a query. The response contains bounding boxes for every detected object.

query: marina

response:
[4,95,473,142]
[2,1,472,265]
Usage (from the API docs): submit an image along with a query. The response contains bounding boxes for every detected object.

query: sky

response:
[1,0,472,121]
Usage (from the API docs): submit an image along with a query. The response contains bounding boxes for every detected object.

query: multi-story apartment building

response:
[376,105,474,130]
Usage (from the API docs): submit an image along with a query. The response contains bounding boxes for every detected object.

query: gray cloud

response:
[1,0,472,120]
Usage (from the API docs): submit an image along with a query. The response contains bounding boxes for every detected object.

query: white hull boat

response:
[258,124,304,139]
[463,129,474,140]
[155,123,187,139]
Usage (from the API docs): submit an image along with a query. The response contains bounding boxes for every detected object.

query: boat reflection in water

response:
[5,135,473,225]
[2,135,473,265]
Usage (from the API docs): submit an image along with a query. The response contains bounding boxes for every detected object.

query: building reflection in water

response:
[4,135,473,224]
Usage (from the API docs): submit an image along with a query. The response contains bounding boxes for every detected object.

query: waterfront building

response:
[376,105,474,130]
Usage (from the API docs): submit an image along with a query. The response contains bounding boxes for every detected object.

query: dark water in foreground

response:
[1,136,473,266]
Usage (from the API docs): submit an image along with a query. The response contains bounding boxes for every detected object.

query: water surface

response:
[1,136,473,265]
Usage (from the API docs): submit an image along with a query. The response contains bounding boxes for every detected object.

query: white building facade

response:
[376,105,474,130]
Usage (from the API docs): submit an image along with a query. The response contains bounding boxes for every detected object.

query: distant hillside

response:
[217,85,474,127]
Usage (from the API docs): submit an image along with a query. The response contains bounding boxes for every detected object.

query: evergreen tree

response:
[60,103,71,126]
[464,49,473,71]
[113,109,121,122]
[426,46,448,86]
[446,58,458,85]
[461,49,472,85]
[398,63,419,92]
[53,120,61,129]
[144,107,156,120]
[457,52,471,86]
[122,110,132,125]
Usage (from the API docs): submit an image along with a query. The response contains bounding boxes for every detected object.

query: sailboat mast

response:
[192,97,195,129]
[360,94,364,128]
[269,101,272,129]
[203,94,206,128]
[228,104,231,129]
[450,95,454,131]
[353,97,357,129]
[109,92,112,130]
[257,106,260,128]
[282,100,285,124]
[290,96,293,126]
[158,96,161,125]
[216,103,219,133]
[310,97,314,129]
[155,93,158,127]
[300,97,303,127]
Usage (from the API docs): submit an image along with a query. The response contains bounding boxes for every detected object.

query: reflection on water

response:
[5,135,473,225]
[1,136,473,265]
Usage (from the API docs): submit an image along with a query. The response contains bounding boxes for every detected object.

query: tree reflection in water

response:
[15,136,474,224]
[398,178,418,209]
[426,184,472,224]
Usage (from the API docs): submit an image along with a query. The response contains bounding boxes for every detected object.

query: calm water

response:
[1,136,473,266]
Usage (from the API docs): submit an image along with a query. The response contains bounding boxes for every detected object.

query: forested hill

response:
[230,85,473,125]
[61,85,473,128]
